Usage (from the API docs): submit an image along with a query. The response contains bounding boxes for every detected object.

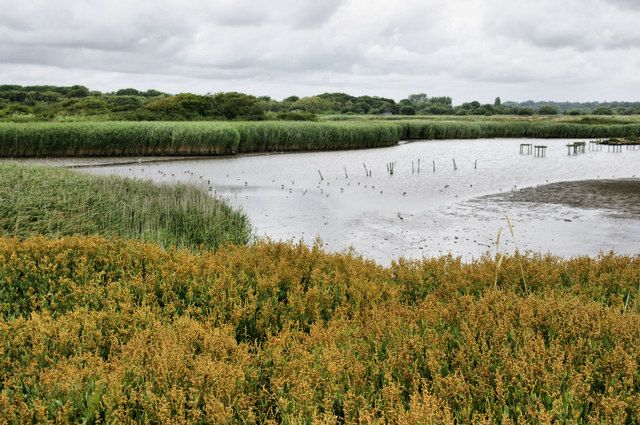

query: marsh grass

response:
[3,119,640,157]
[397,120,640,140]
[0,121,401,157]
[0,163,250,248]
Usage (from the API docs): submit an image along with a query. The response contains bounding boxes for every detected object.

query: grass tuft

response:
[0,163,250,249]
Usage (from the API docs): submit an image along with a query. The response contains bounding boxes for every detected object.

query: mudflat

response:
[488,179,640,217]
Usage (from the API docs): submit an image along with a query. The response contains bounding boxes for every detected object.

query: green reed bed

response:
[0,122,241,157]
[0,121,401,157]
[234,121,402,152]
[2,120,640,158]
[397,120,640,140]
[0,163,250,249]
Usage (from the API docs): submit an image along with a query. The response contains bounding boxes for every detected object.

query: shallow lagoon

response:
[82,138,640,263]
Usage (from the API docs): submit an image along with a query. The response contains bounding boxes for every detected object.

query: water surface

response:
[81,138,640,263]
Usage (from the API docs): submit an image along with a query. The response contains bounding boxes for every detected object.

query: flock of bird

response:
[125,159,534,209]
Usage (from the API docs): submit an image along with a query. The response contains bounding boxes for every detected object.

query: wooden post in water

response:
[318,170,324,180]
[412,161,415,174]
[417,158,420,173]
[432,160,436,173]
[344,166,348,179]
[474,159,477,170]
[534,145,547,158]
[568,142,586,155]
[519,143,533,155]
[452,158,457,171]
[386,162,395,175]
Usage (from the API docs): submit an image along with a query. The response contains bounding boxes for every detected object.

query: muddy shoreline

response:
[487,179,640,217]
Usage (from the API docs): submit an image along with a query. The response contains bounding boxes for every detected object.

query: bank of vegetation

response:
[0,163,250,248]
[0,235,639,423]
[398,120,640,140]
[3,84,640,122]
[0,121,402,157]
[2,120,640,157]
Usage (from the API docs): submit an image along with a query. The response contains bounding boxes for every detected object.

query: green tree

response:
[516,107,534,116]
[142,89,167,97]
[293,96,335,114]
[399,105,416,115]
[429,96,452,106]
[115,88,143,96]
[66,85,90,98]
[211,92,265,120]
[63,97,108,114]
[145,93,217,118]
[106,96,144,112]
[537,105,558,115]
[407,93,428,103]
[593,107,613,115]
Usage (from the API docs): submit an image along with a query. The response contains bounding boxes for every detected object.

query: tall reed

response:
[0,163,250,248]
[397,120,640,140]
[3,119,638,157]
[0,121,400,157]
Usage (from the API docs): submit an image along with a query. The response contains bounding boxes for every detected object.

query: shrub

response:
[537,105,559,115]
[0,236,638,422]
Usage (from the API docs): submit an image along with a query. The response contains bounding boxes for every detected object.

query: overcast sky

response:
[1,0,639,103]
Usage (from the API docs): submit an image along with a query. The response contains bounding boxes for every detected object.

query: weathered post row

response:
[519,143,533,155]
[534,145,547,158]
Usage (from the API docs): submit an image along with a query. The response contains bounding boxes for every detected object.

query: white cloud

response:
[0,0,638,102]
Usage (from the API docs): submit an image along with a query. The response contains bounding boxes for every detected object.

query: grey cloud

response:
[0,0,638,102]
[282,0,344,28]
[208,0,343,28]
[485,0,640,51]
[606,0,640,10]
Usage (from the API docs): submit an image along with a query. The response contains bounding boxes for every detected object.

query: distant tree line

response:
[1,85,639,121]
[502,100,640,116]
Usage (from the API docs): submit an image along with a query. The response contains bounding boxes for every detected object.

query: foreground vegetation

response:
[0,236,638,423]
[1,162,639,422]
[0,163,250,248]
[2,120,640,157]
